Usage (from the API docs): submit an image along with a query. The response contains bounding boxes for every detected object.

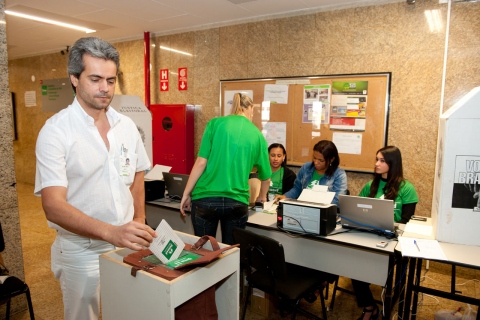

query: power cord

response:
[339,215,397,239]
[277,215,319,237]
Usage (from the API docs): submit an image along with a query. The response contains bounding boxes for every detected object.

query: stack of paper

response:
[262,200,278,214]
[402,218,435,239]
[144,164,172,181]
[297,185,335,204]
[398,237,447,260]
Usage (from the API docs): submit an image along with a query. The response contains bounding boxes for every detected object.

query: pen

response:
[414,240,420,252]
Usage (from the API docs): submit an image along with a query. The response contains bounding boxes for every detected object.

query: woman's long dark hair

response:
[369,146,404,200]
[312,140,340,177]
[268,143,287,167]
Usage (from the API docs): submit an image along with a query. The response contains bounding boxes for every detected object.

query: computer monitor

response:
[162,172,189,200]
[339,195,395,232]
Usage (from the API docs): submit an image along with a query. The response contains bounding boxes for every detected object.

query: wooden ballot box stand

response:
[99,231,239,320]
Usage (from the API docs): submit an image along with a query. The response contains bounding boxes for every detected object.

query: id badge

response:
[120,155,130,176]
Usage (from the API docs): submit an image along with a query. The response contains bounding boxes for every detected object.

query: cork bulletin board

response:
[220,73,391,173]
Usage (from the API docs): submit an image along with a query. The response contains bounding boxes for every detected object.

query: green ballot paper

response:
[142,250,202,270]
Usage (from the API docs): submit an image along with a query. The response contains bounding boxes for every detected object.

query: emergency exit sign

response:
[178,67,187,91]
[160,69,169,92]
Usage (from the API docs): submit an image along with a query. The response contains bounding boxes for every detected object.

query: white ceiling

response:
[4,0,403,60]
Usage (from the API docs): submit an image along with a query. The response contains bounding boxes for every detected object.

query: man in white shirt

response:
[34,37,156,320]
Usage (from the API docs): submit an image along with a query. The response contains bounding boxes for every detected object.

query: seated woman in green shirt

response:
[352,145,419,320]
[359,145,419,223]
[267,143,296,201]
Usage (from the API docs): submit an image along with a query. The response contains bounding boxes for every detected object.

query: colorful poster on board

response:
[302,84,330,125]
[330,81,368,131]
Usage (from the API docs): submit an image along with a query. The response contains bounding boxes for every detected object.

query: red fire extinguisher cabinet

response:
[151,104,195,174]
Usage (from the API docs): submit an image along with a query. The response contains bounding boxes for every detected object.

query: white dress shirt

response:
[34,98,151,232]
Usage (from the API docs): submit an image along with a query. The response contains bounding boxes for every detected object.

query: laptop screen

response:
[339,194,395,232]
[163,172,189,200]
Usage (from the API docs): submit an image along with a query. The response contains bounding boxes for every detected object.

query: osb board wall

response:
[8,0,480,217]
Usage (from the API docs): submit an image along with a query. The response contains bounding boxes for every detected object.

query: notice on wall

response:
[332,132,362,155]
[24,91,37,107]
[264,84,288,104]
[451,155,480,211]
[262,122,286,149]
[41,78,74,112]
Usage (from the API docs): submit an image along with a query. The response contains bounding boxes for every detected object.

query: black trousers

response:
[351,279,375,307]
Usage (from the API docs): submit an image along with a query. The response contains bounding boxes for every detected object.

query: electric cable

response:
[339,215,397,239]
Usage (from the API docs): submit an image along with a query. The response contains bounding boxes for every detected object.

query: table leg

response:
[403,257,417,319]
[395,256,408,320]
[383,254,395,319]
[410,258,423,320]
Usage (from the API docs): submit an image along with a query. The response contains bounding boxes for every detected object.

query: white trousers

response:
[51,231,114,320]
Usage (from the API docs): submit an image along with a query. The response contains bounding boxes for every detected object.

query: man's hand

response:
[105,221,157,251]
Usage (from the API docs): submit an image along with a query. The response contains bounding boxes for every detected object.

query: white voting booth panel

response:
[99,231,239,320]
[110,95,153,163]
[432,86,480,246]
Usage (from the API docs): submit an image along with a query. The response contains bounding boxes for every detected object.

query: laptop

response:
[339,194,395,233]
[163,172,189,200]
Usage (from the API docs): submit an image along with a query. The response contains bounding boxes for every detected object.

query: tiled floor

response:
[11,182,480,319]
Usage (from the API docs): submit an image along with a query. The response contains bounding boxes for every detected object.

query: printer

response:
[277,199,337,236]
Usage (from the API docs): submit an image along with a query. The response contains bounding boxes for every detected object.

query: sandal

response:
[304,291,317,303]
[357,304,379,320]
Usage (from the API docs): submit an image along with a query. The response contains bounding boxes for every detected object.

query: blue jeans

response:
[191,197,248,245]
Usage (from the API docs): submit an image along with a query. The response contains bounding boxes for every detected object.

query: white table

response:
[246,211,401,319]
[145,201,403,318]
[402,242,480,320]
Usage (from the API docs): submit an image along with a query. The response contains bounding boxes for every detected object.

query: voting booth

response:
[431,86,480,246]
[99,231,239,320]
[110,95,153,163]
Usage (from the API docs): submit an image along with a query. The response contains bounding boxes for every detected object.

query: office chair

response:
[0,223,35,320]
[233,228,328,320]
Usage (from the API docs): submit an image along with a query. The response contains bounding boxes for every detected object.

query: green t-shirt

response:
[359,179,419,222]
[308,171,324,189]
[268,167,284,200]
[192,115,272,205]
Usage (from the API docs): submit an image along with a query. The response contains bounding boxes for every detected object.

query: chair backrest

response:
[233,228,287,280]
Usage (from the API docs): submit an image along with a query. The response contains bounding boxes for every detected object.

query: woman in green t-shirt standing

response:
[179,93,272,245]
[267,143,296,201]
[352,145,418,320]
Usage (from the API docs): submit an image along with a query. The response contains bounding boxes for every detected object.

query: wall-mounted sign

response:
[40,78,74,112]
[178,67,187,91]
[160,69,169,92]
